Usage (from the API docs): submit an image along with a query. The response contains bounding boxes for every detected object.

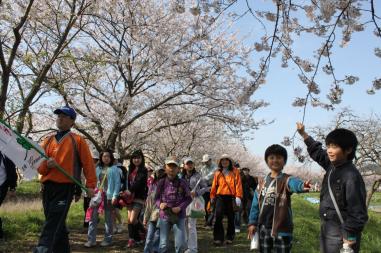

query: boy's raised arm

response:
[296,122,331,171]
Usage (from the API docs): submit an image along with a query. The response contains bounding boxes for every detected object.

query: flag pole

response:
[0,118,88,193]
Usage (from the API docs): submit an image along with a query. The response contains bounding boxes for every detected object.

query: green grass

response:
[0,181,380,252]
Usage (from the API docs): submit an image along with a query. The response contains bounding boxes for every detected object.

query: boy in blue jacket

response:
[247,144,311,253]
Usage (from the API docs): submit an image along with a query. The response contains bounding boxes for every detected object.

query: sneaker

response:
[127,239,136,248]
[213,240,222,246]
[84,241,96,248]
[235,228,240,233]
[226,240,233,245]
[100,240,112,247]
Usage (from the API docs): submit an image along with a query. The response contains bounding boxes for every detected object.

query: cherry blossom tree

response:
[0,0,96,133]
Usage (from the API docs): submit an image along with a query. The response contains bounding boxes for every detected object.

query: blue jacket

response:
[248,172,305,236]
[96,165,121,200]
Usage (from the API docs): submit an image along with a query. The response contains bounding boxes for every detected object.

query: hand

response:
[87,188,95,198]
[172,207,181,214]
[235,197,242,207]
[47,158,58,169]
[160,203,168,210]
[303,180,312,191]
[296,122,309,139]
[190,191,196,198]
[143,220,147,227]
[343,238,356,246]
[124,190,132,196]
[247,225,257,240]
[112,198,118,206]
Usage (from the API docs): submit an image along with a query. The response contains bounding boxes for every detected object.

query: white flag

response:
[0,121,45,179]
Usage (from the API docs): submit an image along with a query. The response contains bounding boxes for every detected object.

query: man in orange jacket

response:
[34,106,96,253]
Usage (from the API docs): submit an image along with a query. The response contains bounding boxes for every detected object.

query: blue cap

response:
[54,106,77,120]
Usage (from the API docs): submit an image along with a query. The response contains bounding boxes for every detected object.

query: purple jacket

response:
[155,176,192,219]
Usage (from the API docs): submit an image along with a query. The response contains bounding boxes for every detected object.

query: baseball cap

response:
[113,152,120,160]
[54,106,77,120]
[92,150,99,159]
[202,154,211,162]
[165,156,179,167]
[183,157,193,164]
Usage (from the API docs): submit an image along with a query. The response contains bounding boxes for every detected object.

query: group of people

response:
[0,105,369,253]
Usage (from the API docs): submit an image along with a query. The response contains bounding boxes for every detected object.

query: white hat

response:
[183,157,193,164]
[113,152,120,160]
[202,154,211,162]
[165,156,179,167]
[218,154,233,163]
[92,150,99,159]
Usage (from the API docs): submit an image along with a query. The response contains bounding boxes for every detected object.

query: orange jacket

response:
[210,167,243,199]
[38,132,97,188]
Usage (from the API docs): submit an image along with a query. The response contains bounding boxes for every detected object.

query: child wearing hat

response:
[155,157,192,253]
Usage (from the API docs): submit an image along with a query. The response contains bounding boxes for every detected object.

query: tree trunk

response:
[366,179,381,209]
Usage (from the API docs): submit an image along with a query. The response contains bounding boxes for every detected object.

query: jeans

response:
[87,195,113,244]
[234,211,241,230]
[34,182,74,253]
[159,218,186,253]
[320,219,361,253]
[186,217,198,253]
[144,221,160,253]
[213,195,235,242]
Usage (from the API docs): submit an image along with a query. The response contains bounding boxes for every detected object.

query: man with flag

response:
[34,106,97,253]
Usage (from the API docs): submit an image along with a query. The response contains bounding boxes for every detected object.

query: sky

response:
[228,1,381,164]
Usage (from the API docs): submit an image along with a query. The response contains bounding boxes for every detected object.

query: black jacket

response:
[305,136,368,238]
[0,152,17,190]
[127,167,148,200]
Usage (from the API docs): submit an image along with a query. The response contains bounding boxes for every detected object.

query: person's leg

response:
[144,222,156,253]
[153,224,160,253]
[202,192,210,225]
[173,218,187,253]
[274,235,292,253]
[103,199,113,244]
[35,183,74,253]
[259,225,273,253]
[87,206,99,244]
[226,197,235,241]
[187,217,198,253]
[320,220,342,253]
[234,210,241,232]
[159,219,170,253]
[130,204,143,243]
[213,196,224,243]
[0,183,8,239]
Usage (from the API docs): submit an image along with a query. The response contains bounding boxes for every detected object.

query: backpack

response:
[117,165,128,192]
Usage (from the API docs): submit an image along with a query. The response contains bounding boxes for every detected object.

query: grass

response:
[0,181,380,252]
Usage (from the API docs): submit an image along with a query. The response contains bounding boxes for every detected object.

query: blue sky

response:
[228,1,381,161]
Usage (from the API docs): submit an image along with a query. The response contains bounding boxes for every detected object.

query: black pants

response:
[213,195,235,242]
[320,219,362,253]
[0,182,9,239]
[34,182,74,253]
[202,192,211,225]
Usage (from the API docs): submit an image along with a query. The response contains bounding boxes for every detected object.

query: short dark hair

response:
[99,150,115,167]
[264,144,288,163]
[325,128,358,161]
